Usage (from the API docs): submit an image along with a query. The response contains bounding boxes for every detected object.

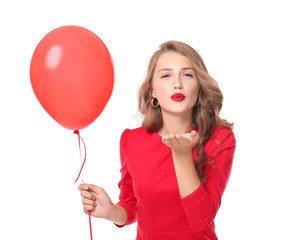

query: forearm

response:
[108,203,128,226]
[172,150,201,198]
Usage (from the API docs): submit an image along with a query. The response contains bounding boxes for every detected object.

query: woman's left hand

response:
[162,130,199,154]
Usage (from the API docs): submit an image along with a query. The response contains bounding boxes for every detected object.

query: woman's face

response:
[152,51,200,116]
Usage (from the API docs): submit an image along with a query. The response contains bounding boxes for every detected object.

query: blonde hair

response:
[137,40,233,183]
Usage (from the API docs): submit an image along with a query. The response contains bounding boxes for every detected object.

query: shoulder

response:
[210,127,236,144]
[120,126,157,154]
[120,126,152,141]
[204,127,236,156]
[121,126,147,136]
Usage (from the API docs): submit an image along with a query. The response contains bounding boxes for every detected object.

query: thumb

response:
[88,184,103,195]
[190,130,199,141]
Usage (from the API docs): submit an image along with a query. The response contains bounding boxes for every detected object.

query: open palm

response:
[161,130,199,154]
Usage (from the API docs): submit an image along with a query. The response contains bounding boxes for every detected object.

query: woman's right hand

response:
[78,183,114,220]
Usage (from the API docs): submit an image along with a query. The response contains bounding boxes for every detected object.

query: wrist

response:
[107,203,116,221]
[107,203,127,226]
[172,149,192,158]
[172,149,195,167]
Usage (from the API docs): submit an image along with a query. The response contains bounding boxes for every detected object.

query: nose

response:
[173,75,183,89]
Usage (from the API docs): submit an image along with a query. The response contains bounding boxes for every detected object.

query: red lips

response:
[171,93,185,102]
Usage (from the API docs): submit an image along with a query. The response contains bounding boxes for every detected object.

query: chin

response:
[162,107,193,116]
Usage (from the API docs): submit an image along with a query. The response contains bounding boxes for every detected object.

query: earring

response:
[151,97,160,108]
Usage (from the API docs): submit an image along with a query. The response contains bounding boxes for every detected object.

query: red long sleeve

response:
[115,129,137,227]
[180,128,236,231]
[115,126,236,239]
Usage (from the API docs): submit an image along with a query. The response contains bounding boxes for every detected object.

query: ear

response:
[151,91,156,98]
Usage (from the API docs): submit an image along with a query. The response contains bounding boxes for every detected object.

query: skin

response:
[152,51,201,198]
[152,50,200,137]
[78,184,126,225]
[78,51,202,225]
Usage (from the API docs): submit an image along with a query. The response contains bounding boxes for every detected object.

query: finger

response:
[82,198,96,206]
[189,131,195,140]
[176,134,184,144]
[88,184,104,195]
[162,136,170,144]
[163,134,176,146]
[191,130,199,136]
[169,134,177,144]
[84,205,95,213]
[78,183,89,191]
[80,190,96,200]
[190,130,197,136]
[190,130,199,141]
[162,135,174,146]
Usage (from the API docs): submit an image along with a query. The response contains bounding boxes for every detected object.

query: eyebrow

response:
[158,67,195,73]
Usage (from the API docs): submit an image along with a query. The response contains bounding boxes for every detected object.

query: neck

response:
[157,111,194,136]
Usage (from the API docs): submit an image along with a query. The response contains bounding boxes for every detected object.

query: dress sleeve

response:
[180,128,236,231]
[114,129,138,228]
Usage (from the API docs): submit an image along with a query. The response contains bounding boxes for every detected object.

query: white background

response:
[1,0,290,239]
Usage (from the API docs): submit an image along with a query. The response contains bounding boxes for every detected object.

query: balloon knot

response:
[74,130,79,135]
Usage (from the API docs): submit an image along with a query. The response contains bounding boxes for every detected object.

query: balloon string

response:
[75,130,83,182]
[89,210,93,239]
[73,130,93,240]
[73,130,87,183]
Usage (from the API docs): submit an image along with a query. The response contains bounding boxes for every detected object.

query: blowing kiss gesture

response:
[161,130,199,154]
[161,130,201,198]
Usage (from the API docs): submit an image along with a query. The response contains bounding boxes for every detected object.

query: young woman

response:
[78,40,236,239]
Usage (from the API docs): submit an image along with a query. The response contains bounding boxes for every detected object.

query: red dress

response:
[115,126,236,240]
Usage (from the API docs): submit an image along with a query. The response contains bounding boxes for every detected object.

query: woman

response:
[79,40,236,239]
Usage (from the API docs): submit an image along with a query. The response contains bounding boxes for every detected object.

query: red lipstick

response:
[171,93,185,102]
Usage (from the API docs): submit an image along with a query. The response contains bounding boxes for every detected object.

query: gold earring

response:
[151,97,160,108]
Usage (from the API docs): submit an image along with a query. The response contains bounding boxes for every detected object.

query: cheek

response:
[152,81,168,97]
[186,82,200,96]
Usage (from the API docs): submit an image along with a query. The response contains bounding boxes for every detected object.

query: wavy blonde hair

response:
[137,40,233,183]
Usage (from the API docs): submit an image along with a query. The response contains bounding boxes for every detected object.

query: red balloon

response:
[30,26,114,130]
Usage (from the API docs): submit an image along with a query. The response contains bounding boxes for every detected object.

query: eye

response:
[161,74,170,79]
[183,73,193,77]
